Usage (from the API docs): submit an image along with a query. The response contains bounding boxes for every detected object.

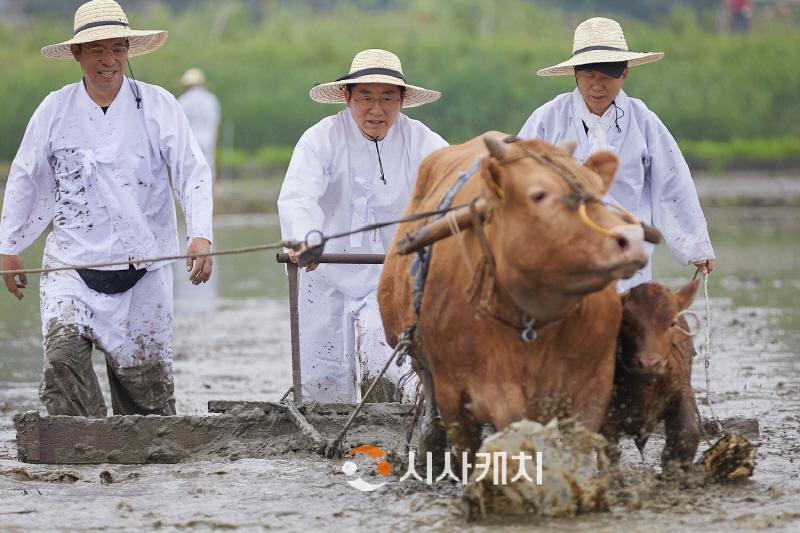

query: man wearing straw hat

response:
[0,0,213,416]
[518,17,714,291]
[278,49,447,404]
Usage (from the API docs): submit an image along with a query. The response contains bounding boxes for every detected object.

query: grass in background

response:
[1,0,799,164]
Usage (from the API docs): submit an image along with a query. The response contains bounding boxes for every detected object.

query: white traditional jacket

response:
[0,78,213,270]
[278,108,447,298]
[518,88,714,288]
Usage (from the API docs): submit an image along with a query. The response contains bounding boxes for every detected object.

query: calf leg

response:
[662,393,701,470]
[600,424,623,465]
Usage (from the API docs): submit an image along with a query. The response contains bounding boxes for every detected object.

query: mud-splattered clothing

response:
[0,78,213,266]
[518,88,714,291]
[0,78,213,415]
[40,267,176,417]
[278,108,446,403]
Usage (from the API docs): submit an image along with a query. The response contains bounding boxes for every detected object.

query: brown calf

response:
[601,280,703,469]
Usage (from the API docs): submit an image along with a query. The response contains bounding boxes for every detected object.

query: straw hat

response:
[537,17,663,77]
[41,0,168,60]
[309,49,441,108]
[181,68,207,88]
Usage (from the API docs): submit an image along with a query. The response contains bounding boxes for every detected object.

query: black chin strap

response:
[612,100,624,133]
[362,129,387,186]
[126,59,142,109]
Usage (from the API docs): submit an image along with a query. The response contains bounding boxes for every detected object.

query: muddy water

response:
[0,207,798,531]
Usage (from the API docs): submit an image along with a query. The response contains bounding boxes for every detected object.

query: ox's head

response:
[479,134,647,317]
[618,280,700,379]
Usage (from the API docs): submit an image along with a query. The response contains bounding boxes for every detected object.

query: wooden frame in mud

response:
[275,253,386,403]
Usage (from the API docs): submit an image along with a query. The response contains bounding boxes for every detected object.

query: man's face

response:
[71,37,128,99]
[345,83,404,140]
[575,68,628,115]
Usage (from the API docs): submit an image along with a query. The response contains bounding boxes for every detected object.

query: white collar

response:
[578,96,616,128]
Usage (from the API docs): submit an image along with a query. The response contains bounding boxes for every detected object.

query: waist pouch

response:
[76,265,147,294]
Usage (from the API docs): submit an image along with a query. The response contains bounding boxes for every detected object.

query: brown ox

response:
[601,280,702,469]
[378,133,647,457]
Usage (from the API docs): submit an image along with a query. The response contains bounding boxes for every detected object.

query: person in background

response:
[179,67,221,180]
[278,49,447,403]
[726,0,753,33]
[518,17,714,292]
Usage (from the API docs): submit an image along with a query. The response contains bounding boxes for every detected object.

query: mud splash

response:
[0,209,798,531]
[463,419,610,519]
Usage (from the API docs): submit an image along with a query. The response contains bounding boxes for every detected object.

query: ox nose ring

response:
[521,314,537,343]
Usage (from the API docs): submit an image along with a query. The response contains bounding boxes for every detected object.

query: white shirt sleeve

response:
[157,92,214,244]
[0,102,55,255]
[648,122,714,265]
[518,107,548,141]
[277,136,331,243]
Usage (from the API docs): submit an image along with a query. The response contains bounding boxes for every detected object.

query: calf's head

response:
[619,280,700,379]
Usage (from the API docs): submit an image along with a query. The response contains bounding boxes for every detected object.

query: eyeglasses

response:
[81,44,129,59]
[352,95,402,110]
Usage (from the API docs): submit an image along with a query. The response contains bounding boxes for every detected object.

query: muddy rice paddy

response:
[0,205,798,532]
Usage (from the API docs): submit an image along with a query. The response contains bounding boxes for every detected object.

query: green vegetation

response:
[1,0,799,171]
[217,136,800,181]
[681,137,800,173]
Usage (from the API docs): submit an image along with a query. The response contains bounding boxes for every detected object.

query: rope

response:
[0,241,295,277]
[446,209,475,275]
[324,329,415,458]
[1,202,469,278]
[321,203,468,243]
[699,270,724,435]
[279,386,294,403]
[578,204,621,239]
[674,310,701,337]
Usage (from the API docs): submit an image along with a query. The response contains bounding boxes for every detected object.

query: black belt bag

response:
[76,265,147,294]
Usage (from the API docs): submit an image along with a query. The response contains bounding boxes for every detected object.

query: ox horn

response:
[483,133,509,160]
[557,139,577,156]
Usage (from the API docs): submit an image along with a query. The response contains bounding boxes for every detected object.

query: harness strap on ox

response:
[410,157,483,316]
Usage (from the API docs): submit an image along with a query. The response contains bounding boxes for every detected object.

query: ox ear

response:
[582,151,619,194]
[674,278,700,311]
[482,157,505,200]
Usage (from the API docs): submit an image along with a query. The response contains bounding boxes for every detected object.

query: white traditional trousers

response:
[297,271,416,404]
[39,265,175,415]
